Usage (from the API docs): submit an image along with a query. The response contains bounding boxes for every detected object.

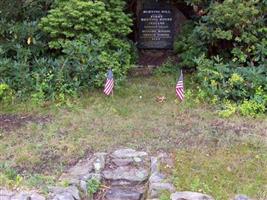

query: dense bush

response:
[0,35,133,102]
[0,20,48,61]
[0,0,53,59]
[0,0,134,102]
[177,0,267,68]
[175,0,267,116]
[195,0,266,66]
[39,0,134,88]
[174,21,207,69]
[195,55,267,116]
[39,0,132,49]
[60,34,132,87]
[0,0,53,21]
[0,0,53,101]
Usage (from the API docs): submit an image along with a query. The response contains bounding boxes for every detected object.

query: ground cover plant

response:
[0,76,266,199]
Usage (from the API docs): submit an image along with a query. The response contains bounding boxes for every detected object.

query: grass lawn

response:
[0,75,266,199]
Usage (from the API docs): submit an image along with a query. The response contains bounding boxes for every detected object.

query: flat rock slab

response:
[59,158,94,183]
[105,188,142,200]
[103,166,149,183]
[149,172,165,183]
[171,192,214,200]
[49,186,80,200]
[112,158,134,166]
[111,149,148,159]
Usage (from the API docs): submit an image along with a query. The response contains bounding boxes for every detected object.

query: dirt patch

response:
[0,114,51,131]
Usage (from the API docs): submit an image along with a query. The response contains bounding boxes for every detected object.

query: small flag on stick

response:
[176,70,184,101]
[103,69,114,96]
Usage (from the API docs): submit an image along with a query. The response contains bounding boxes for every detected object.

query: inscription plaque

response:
[138,9,174,49]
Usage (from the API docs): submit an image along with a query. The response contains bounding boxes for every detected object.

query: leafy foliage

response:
[154,59,180,75]
[60,34,132,87]
[196,0,266,65]
[175,0,267,116]
[0,0,134,102]
[177,0,267,67]
[38,0,134,91]
[0,0,53,21]
[0,20,48,60]
[195,55,267,116]
[174,21,207,69]
[87,178,101,197]
[39,0,132,49]
[0,0,52,59]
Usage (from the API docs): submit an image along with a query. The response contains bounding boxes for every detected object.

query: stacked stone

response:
[102,149,150,200]
[56,152,107,200]
[147,156,175,200]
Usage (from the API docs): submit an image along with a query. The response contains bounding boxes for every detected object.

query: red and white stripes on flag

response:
[103,69,114,96]
[176,70,184,101]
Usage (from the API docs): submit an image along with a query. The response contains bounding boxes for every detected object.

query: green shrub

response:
[176,0,266,68]
[0,0,52,60]
[39,0,132,50]
[0,0,53,21]
[174,0,267,116]
[194,0,266,65]
[218,101,238,118]
[0,57,33,96]
[195,55,267,116]
[0,0,135,101]
[239,87,267,117]
[0,33,132,102]
[0,20,49,65]
[174,21,207,69]
[239,100,266,117]
[37,0,134,94]
[60,34,132,87]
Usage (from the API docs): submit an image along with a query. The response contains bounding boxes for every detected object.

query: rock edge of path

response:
[0,148,253,200]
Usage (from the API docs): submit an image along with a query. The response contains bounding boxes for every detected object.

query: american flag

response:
[103,69,114,96]
[176,70,184,101]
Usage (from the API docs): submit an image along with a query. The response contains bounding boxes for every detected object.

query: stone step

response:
[105,188,143,200]
[103,166,149,183]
